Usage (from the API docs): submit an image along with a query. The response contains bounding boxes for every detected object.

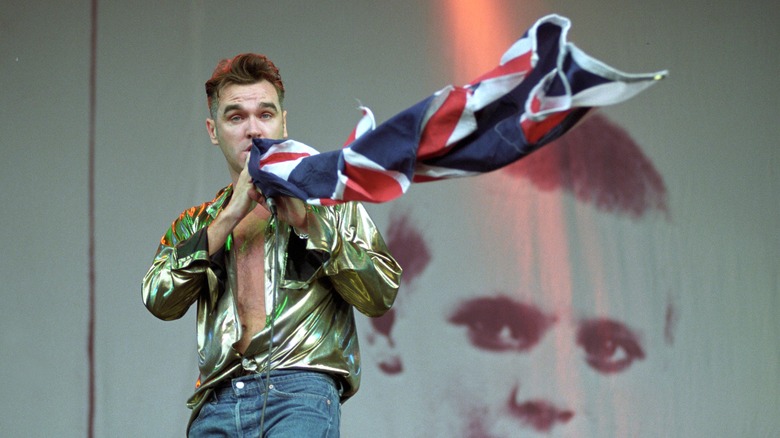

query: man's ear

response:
[206,118,219,145]
[363,309,404,375]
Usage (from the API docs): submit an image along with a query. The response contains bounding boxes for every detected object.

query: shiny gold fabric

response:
[142,185,401,428]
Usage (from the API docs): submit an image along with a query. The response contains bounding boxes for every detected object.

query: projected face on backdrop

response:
[363,115,675,437]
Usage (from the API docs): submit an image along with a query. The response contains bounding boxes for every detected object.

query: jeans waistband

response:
[214,369,341,397]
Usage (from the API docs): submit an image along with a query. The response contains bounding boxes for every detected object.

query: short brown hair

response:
[205,53,285,118]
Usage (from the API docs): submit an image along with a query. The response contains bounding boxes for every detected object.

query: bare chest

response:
[233,221,268,352]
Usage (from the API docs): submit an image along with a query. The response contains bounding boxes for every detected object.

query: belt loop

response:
[331,375,344,398]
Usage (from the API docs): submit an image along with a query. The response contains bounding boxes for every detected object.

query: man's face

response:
[364,137,674,437]
[206,80,287,181]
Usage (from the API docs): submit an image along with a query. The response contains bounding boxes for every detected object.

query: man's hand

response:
[270,196,309,234]
[239,156,308,231]
[207,157,265,254]
[230,156,265,218]
[207,157,309,254]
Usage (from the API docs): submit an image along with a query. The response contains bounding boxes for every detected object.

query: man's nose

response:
[505,332,578,432]
[246,116,263,138]
[510,327,580,407]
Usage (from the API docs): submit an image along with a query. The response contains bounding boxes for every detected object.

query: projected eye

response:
[448,296,554,352]
[576,319,645,374]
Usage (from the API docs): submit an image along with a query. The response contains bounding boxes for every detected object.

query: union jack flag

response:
[248,14,667,205]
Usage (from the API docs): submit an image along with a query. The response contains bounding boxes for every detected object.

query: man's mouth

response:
[511,400,574,431]
[508,388,574,432]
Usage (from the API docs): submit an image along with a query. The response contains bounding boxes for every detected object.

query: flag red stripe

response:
[259,152,311,167]
[342,162,405,202]
[521,110,573,144]
[417,87,469,160]
[468,50,534,86]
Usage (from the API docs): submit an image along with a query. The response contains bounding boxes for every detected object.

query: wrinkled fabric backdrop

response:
[1,0,777,437]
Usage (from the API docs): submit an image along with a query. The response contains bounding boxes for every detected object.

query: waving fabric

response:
[248,14,667,205]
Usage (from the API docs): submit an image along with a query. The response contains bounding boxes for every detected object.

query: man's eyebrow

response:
[577,317,634,332]
[460,295,549,312]
[221,101,279,116]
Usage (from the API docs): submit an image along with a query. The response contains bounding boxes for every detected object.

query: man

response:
[356,116,677,437]
[143,53,401,437]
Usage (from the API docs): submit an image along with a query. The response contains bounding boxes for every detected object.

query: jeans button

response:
[235,381,245,389]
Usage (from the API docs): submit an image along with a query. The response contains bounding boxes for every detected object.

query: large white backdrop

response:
[2,0,778,436]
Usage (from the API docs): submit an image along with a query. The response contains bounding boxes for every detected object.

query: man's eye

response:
[576,319,645,374]
[447,296,553,352]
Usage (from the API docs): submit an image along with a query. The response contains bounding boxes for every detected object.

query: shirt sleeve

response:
[142,206,220,321]
[304,202,402,317]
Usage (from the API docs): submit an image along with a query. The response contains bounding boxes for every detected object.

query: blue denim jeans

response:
[189,370,341,437]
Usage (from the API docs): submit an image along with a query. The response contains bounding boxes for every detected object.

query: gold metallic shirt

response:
[142,186,401,427]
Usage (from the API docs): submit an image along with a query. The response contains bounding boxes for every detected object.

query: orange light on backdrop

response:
[437,0,543,84]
